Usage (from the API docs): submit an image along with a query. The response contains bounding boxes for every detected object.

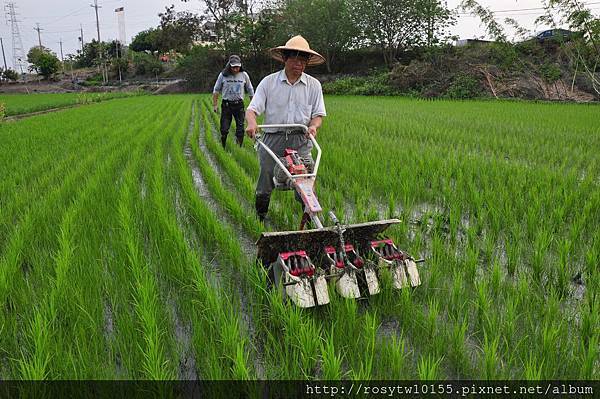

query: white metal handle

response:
[255,124,321,180]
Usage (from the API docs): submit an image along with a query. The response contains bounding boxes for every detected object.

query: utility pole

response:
[58,38,64,76]
[58,39,64,76]
[91,0,101,42]
[34,23,43,48]
[0,38,8,71]
[91,0,106,83]
[79,24,84,52]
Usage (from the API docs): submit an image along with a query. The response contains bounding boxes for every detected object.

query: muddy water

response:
[168,297,198,380]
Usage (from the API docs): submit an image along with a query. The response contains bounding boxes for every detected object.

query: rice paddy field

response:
[0,92,142,116]
[0,93,598,380]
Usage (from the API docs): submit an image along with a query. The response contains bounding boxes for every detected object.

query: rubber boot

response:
[235,136,243,147]
[221,135,227,148]
[255,194,271,222]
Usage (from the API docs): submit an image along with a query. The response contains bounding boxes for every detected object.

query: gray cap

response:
[229,55,242,67]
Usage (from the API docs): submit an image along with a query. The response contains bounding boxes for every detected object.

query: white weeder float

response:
[255,124,423,308]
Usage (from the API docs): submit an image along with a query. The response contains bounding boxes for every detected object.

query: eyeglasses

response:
[288,56,309,65]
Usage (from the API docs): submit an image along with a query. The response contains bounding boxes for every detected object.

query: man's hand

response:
[245,109,258,139]
[307,116,322,138]
[213,105,219,114]
[246,120,258,139]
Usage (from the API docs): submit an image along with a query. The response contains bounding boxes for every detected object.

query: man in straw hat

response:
[245,35,327,222]
[213,54,255,147]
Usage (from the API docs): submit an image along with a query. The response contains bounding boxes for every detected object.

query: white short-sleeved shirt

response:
[248,70,326,132]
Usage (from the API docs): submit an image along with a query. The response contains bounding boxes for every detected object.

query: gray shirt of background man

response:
[213,71,255,101]
[248,70,326,132]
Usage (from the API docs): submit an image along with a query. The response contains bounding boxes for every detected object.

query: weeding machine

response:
[255,124,423,308]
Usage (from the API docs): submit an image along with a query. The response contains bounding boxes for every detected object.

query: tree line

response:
[17,0,599,99]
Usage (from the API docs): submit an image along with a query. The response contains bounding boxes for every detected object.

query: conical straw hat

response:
[270,35,325,67]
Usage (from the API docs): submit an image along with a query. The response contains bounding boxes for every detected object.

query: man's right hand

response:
[213,105,219,114]
[245,121,258,139]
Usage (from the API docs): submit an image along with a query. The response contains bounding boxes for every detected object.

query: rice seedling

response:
[417,354,442,380]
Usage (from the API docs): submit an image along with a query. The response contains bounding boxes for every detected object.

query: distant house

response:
[454,39,494,47]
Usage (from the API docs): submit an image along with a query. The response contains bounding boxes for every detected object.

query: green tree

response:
[233,10,284,58]
[27,47,60,79]
[351,0,447,66]
[130,28,161,53]
[182,0,237,46]
[419,0,456,47]
[26,46,52,66]
[177,45,220,90]
[282,0,358,72]
[74,40,110,68]
[158,5,203,53]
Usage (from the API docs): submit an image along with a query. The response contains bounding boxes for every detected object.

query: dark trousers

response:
[220,100,245,146]
[255,132,313,220]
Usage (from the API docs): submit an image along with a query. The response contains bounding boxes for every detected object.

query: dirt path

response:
[3,104,83,121]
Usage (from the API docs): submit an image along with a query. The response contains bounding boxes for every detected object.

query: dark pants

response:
[255,132,313,220]
[220,100,245,147]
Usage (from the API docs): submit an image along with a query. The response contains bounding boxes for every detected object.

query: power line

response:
[456,1,600,15]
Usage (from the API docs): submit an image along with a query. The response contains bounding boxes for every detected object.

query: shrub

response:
[176,45,222,91]
[444,73,483,99]
[132,51,163,76]
[322,73,401,96]
[3,69,19,81]
[540,63,562,83]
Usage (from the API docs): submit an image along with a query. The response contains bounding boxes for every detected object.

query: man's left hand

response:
[307,125,317,137]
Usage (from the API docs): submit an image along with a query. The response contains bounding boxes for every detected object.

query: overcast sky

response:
[1,0,598,69]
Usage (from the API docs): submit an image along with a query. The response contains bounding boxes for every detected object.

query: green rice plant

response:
[350,312,378,380]
[504,228,522,276]
[425,297,442,354]
[579,334,598,379]
[580,293,598,349]
[320,331,343,380]
[380,334,408,378]
[538,319,561,379]
[490,260,503,297]
[523,353,544,380]
[448,316,470,377]
[481,332,501,380]
[417,354,442,380]
[555,238,572,298]
[502,294,520,350]
[532,229,552,284]
[474,280,489,331]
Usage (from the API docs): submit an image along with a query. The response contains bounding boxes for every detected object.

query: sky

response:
[1,0,598,70]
